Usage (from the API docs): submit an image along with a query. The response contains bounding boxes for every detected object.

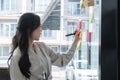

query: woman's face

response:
[31,25,42,40]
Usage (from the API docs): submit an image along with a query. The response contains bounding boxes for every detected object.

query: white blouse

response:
[10,42,77,80]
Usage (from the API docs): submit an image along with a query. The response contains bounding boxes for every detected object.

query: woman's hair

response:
[8,13,41,79]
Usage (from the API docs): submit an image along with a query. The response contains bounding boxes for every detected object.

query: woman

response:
[8,13,81,80]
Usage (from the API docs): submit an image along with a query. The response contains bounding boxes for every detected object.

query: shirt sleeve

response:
[10,55,26,80]
[39,42,77,67]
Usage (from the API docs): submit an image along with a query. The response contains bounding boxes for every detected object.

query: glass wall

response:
[0,0,18,11]
[65,0,101,80]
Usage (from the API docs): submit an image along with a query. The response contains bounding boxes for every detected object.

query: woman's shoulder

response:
[34,41,46,47]
[11,47,21,61]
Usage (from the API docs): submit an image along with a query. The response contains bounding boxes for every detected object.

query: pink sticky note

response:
[77,19,82,30]
[86,32,91,42]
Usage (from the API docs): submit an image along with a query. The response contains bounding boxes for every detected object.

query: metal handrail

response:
[41,0,60,24]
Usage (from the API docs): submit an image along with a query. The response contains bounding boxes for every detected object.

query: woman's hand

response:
[73,29,82,45]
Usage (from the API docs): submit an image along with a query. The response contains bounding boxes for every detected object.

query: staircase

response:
[41,0,60,30]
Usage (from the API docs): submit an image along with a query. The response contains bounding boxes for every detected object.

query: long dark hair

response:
[8,13,41,79]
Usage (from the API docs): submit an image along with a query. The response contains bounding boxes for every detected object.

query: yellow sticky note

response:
[84,0,94,7]
[77,41,81,50]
